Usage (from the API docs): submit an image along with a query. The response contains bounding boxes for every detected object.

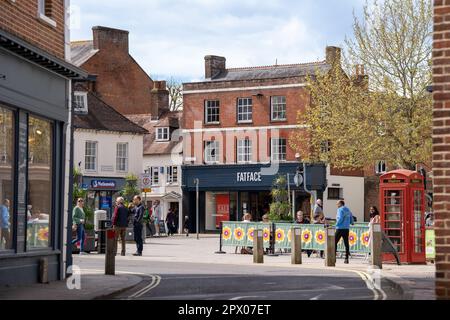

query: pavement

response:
[0,234,436,300]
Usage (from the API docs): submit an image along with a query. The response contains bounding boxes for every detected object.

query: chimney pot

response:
[92,26,129,53]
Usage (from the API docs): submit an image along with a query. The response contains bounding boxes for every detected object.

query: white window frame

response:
[237,139,252,163]
[205,141,220,164]
[150,167,160,186]
[271,138,287,162]
[85,141,98,172]
[74,91,88,114]
[156,127,170,141]
[271,96,287,121]
[376,161,387,175]
[205,100,220,124]
[166,166,179,184]
[116,143,128,172]
[37,0,57,28]
[237,98,253,123]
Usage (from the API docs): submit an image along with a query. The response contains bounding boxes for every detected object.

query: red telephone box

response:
[379,170,426,264]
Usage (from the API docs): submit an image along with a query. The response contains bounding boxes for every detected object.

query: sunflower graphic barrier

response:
[220,222,370,253]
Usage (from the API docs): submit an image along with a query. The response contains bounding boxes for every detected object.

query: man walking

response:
[132,195,145,256]
[112,197,129,256]
[335,200,353,264]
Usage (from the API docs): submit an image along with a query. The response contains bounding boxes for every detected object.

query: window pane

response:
[271,96,286,121]
[237,98,252,122]
[0,106,14,251]
[27,116,53,249]
[206,101,220,123]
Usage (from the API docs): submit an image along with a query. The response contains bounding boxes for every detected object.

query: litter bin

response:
[97,220,111,254]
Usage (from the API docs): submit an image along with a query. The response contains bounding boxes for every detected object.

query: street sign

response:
[139,174,152,190]
[294,173,304,187]
[142,188,152,193]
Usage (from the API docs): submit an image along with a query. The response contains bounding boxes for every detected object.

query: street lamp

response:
[194,178,199,240]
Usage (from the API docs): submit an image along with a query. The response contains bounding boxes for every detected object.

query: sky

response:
[70,0,366,82]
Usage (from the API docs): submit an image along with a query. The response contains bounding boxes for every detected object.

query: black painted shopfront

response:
[182,163,327,233]
[0,29,87,285]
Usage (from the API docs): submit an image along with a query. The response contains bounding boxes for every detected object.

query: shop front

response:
[182,163,327,233]
[82,177,126,219]
[0,29,87,285]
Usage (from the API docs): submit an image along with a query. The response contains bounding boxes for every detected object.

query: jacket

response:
[336,206,353,230]
[0,205,9,229]
[113,204,129,228]
[72,206,85,225]
[133,204,145,225]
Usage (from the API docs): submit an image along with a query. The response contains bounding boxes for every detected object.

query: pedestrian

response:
[313,199,326,224]
[132,195,145,256]
[184,216,190,237]
[0,199,11,250]
[426,212,434,227]
[335,200,353,264]
[295,211,312,257]
[166,208,177,236]
[366,206,381,260]
[243,213,252,223]
[152,200,162,237]
[241,213,253,254]
[112,197,129,256]
[71,198,86,255]
[262,214,270,223]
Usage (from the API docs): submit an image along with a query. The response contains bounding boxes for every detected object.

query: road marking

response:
[128,275,161,299]
[230,296,263,300]
[334,267,387,300]
[310,294,322,300]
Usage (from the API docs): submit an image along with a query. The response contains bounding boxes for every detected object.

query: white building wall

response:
[323,167,366,223]
[74,129,143,178]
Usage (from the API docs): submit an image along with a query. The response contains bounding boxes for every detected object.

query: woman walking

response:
[72,198,86,255]
[366,206,381,260]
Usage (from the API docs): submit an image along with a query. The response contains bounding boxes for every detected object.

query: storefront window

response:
[0,106,14,251]
[27,116,53,249]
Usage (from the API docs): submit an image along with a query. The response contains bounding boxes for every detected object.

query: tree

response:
[167,77,183,111]
[121,174,140,203]
[290,0,432,170]
[269,175,292,222]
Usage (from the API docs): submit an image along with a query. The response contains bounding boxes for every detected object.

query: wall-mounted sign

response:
[91,180,116,189]
[101,165,114,172]
[237,172,262,183]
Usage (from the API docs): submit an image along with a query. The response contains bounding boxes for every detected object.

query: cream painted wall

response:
[74,129,143,178]
[323,167,366,223]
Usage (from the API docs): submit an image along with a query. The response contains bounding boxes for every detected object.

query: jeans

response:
[71,223,85,252]
[335,229,350,259]
[134,223,143,254]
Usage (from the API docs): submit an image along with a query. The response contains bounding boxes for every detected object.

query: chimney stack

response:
[93,26,129,53]
[326,46,342,66]
[205,55,226,79]
[151,81,169,120]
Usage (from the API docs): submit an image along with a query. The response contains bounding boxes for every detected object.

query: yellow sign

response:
[142,188,152,193]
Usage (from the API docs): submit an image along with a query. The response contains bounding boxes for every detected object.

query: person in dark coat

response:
[184,216,190,237]
[166,209,177,236]
[132,195,145,256]
[112,197,129,256]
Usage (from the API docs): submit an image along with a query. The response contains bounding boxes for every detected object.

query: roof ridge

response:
[227,60,326,71]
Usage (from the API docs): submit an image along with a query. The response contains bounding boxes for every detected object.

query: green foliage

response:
[121,174,140,202]
[269,175,292,222]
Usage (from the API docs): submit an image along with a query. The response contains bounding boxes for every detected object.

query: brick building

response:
[181,46,366,232]
[0,0,87,285]
[433,0,450,300]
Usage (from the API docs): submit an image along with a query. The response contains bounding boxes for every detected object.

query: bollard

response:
[370,223,383,269]
[325,227,336,267]
[253,229,264,264]
[39,258,49,284]
[105,228,116,275]
[291,227,302,265]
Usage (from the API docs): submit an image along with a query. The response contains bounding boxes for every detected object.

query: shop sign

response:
[91,180,116,189]
[237,172,262,183]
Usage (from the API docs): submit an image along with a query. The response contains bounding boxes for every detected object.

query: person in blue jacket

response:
[1,199,11,249]
[335,200,354,264]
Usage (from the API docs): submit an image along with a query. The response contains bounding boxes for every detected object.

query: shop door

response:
[409,188,425,263]
[383,189,406,260]
[216,194,230,229]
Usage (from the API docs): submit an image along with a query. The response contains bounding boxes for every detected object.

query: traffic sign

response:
[294,173,304,187]
[139,174,152,190]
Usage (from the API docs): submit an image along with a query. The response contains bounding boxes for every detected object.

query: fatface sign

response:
[237,172,262,183]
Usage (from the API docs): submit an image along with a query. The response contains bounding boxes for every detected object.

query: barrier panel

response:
[221,222,371,254]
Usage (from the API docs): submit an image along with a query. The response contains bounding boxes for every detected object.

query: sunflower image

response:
[263,228,271,242]
[247,228,255,242]
[234,227,245,241]
[275,229,285,243]
[349,231,358,247]
[302,229,312,244]
[315,230,326,245]
[223,227,232,240]
[38,227,49,241]
[361,232,370,247]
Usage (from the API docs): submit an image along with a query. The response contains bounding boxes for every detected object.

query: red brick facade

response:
[0,0,66,59]
[73,26,159,115]
[433,0,450,300]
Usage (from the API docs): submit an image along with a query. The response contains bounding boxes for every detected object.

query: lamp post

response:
[194,178,199,240]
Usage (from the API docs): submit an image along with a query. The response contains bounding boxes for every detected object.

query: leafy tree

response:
[269,175,292,222]
[290,0,432,170]
[121,174,140,203]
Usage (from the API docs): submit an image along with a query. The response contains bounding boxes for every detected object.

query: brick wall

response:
[0,0,66,59]
[433,0,450,300]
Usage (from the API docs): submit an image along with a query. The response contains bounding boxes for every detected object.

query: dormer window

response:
[74,92,88,114]
[156,127,170,141]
